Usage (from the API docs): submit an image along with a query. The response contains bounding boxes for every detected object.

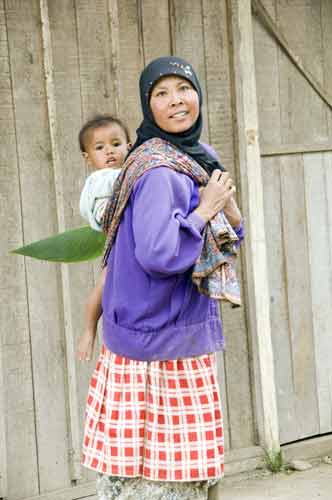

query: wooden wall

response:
[0,1,254,499]
[253,0,332,444]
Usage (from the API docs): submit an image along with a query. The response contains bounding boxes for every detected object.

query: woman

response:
[81,56,244,499]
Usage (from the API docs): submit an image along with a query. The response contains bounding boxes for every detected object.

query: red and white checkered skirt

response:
[81,344,224,482]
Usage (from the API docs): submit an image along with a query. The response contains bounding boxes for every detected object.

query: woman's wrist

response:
[223,197,242,227]
[193,206,212,224]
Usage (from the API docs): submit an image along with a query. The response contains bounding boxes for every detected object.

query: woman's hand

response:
[76,330,96,361]
[195,170,236,223]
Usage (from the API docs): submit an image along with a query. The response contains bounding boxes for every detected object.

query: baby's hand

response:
[76,330,96,361]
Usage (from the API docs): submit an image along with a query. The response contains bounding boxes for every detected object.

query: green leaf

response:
[11,226,106,263]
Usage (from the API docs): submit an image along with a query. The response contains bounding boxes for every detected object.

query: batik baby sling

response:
[102,138,241,305]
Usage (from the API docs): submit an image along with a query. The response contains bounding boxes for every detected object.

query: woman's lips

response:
[169,110,189,119]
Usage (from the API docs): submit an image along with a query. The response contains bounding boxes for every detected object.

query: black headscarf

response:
[130,56,225,176]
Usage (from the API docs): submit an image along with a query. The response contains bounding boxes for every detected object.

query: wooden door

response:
[253,0,332,443]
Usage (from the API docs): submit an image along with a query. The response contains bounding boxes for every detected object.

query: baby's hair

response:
[79,114,131,153]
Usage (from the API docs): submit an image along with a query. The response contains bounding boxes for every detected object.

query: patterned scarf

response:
[102,138,241,306]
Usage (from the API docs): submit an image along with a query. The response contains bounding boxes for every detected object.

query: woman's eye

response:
[155,90,166,97]
[96,145,104,150]
[180,85,190,91]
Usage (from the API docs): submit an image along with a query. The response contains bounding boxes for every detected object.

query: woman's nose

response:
[170,92,183,106]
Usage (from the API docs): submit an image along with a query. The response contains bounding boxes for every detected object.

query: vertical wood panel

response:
[321,0,332,138]
[262,157,297,444]
[5,0,71,491]
[203,0,254,450]
[1,1,39,497]
[253,0,281,145]
[40,0,84,481]
[280,155,319,440]
[277,0,329,144]
[73,2,122,469]
[75,0,116,118]
[229,0,279,453]
[47,0,100,484]
[117,0,144,138]
[0,345,7,498]
[141,0,171,63]
[170,0,209,142]
[202,0,235,171]
[305,151,332,433]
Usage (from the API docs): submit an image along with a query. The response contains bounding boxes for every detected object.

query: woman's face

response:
[149,75,199,134]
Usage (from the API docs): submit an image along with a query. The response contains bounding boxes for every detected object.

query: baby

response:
[76,114,131,361]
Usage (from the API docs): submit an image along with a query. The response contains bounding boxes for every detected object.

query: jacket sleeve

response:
[132,167,205,277]
[233,220,245,248]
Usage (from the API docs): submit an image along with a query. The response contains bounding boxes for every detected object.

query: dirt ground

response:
[214,462,332,500]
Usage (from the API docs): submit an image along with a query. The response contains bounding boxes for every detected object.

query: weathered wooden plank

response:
[321,0,332,139]
[261,142,332,157]
[229,0,279,454]
[170,0,209,142]
[141,0,171,64]
[73,0,122,467]
[279,154,319,440]
[202,0,235,171]
[253,0,332,111]
[24,480,96,500]
[314,151,332,433]
[5,0,71,491]
[253,0,281,146]
[201,0,254,450]
[277,0,329,144]
[40,0,84,481]
[75,0,116,117]
[261,156,298,444]
[47,0,103,485]
[116,0,144,138]
[0,346,8,498]
[0,2,39,497]
[317,153,332,432]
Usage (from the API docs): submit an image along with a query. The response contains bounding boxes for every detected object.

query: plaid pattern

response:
[81,345,224,481]
[101,138,241,305]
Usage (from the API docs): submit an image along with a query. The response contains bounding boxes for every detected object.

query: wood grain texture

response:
[202,0,254,450]
[40,0,84,480]
[116,0,144,138]
[261,156,297,444]
[47,0,100,484]
[310,151,332,433]
[170,0,209,142]
[5,0,71,491]
[315,153,332,432]
[253,0,281,145]
[229,0,279,453]
[140,0,171,64]
[277,0,329,144]
[253,0,332,111]
[75,0,116,118]
[280,154,319,440]
[0,1,39,497]
[321,0,332,138]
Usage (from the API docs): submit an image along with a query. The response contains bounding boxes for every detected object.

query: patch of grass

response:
[264,449,284,473]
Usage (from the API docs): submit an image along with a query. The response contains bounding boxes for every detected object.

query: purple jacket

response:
[102,154,244,361]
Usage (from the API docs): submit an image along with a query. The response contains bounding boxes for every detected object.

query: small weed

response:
[264,449,284,473]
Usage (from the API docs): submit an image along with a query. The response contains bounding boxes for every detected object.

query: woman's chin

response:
[165,122,193,134]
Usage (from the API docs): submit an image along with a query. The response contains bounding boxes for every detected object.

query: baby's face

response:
[83,123,131,170]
